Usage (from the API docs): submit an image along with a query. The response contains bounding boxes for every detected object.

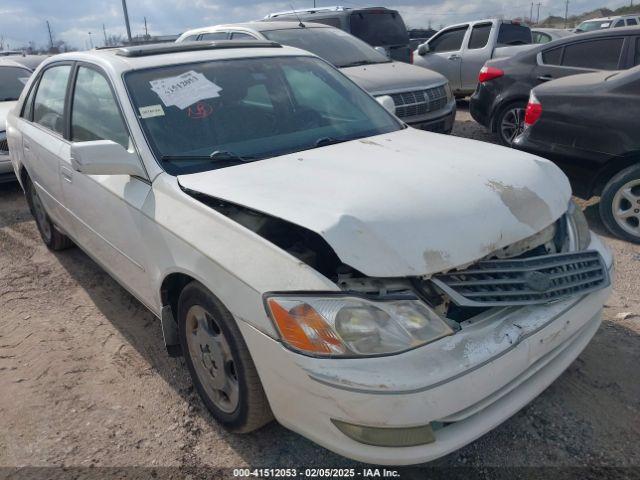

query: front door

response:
[423,25,468,92]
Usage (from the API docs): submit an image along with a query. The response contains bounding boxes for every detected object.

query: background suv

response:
[177,22,456,133]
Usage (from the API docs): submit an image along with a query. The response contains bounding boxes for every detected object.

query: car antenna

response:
[289,3,305,28]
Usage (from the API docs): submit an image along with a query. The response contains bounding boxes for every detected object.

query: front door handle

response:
[60,166,74,183]
[448,54,461,60]
[537,75,554,82]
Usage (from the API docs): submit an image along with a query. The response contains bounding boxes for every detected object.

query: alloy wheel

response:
[611,179,640,238]
[500,107,525,145]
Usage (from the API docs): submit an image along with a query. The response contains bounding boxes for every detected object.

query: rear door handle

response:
[60,166,74,183]
[448,54,461,60]
[537,75,554,82]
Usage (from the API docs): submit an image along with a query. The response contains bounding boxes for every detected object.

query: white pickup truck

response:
[414,19,535,96]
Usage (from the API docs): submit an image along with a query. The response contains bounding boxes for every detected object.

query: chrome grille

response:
[0,139,7,153]
[389,85,448,119]
[431,251,609,307]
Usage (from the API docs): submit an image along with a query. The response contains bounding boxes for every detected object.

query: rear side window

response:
[541,46,562,65]
[312,17,341,28]
[429,26,467,53]
[497,23,532,46]
[230,32,256,40]
[562,38,624,70]
[200,32,228,40]
[468,23,492,49]
[71,67,129,148]
[349,11,409,46]
[627,18,638,25]
[33,65,71,135]
[614,20,625,27]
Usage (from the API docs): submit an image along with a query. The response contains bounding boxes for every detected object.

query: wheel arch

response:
[589,153,640,198]
[490,96,529,133]
[159,271,198,357]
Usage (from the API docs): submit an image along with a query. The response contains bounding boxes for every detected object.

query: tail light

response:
[524,91,542,126]
[478,65,504,83]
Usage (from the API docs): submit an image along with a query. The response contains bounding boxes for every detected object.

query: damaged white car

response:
[6,41,613,465]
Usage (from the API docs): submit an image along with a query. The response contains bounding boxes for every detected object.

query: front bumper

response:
[405,99,456,134]
[238,236,613,465]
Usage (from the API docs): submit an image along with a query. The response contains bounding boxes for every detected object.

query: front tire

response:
[495,101,527,147]
[178,281,273,433]
[599,164,640,244]
[25,177,74,250]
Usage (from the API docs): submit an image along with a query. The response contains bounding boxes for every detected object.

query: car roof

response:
[543,25,640,45]
[180,21,332,38]
[0,58,34,70]
[36,41,316,76]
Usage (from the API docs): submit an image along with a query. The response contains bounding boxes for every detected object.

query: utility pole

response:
[103,24,108,46]
[46,20,54,50]
[88,31,94,49]
[536,2,542,23]
[530,2,534,23]
[564,0,569,28]
[144,16,149,38]
[121,0,133,44]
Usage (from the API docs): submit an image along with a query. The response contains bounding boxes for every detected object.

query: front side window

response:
[124,56,401,175]
[468,23,492,49]
[532,32,552,44]
[262,27,390,68]
[33,65,71,134]
[0,66,31,102]
[71,66,129,148]
[182,34,200,42]
[429,27,467,53]
[562,38,623,70]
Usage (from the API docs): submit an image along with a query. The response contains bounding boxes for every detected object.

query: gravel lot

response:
[1,102,638,478]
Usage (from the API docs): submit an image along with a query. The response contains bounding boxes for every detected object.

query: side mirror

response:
[374,46,390,58]
[70,140,146,178]
[376,95,396,114]
[417,43,430,56]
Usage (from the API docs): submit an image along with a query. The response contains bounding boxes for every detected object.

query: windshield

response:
[0,66,31,101]
[262,27,390,68]
[577,20,611,32]
[125,56,402,175]
[349,11,409,46]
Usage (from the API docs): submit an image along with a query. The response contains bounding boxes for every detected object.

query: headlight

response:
[265,296,453,357]
[567,200,591,251]
[443,83,453,101]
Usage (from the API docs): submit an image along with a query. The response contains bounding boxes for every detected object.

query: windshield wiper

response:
[160,151,255,163]
[313,137,349,148]
[339,60,376,68]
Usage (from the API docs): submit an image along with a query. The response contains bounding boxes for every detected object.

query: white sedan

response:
[5,41,612,465]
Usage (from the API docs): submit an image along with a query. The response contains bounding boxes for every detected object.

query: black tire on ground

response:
[177,281,273,433]
[494,100,528,147]
[599,163,640,244]
[25,176,74,250]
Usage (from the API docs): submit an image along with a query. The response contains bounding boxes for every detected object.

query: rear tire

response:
[178,281,273,433]
[495,101,527,147]
[599,163,640,244]
[25,177,74,250]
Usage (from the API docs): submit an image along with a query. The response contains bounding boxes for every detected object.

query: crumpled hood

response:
[341,61,447,94]
[177,128,571,277]
[0,101,16,131]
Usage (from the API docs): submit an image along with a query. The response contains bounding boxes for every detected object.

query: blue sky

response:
[0,0,633,50]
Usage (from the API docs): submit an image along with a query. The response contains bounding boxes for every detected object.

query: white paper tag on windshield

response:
[601,22,611,27]
[139,104,165,118]
[18,77,30,85]
[150,70,222,110]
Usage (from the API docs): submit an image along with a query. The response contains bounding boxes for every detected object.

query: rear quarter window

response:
[468,23,492,49]
[562,38,624,70]
[497,23,532,45]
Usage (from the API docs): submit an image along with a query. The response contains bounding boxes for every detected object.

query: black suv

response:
[470,27,640,145]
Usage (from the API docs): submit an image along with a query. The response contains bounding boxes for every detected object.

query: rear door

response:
[460,22,493,91]
[423,25,468,91]
[19,63,75,230]
[534,36,628,83]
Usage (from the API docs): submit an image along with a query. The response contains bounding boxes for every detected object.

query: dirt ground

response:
[1,102,639,478]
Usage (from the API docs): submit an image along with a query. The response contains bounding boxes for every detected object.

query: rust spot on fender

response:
[486,180,552,230]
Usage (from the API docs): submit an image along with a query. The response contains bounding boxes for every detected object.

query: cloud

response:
[0,0,633,50]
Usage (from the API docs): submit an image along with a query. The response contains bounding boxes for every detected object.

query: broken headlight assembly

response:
[265,296,454,357]
[567,200,591,251]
